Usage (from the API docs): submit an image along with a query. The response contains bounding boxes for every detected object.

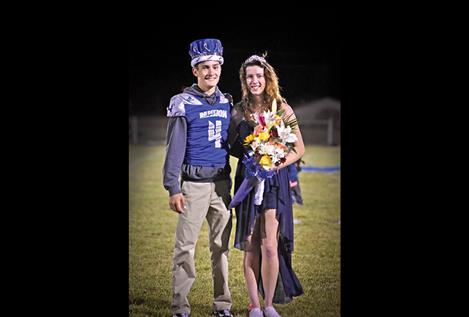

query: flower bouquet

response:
[229,100,299,209]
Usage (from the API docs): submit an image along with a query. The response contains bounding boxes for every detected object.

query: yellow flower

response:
[258,132,270,141]
[244,134,254,144]
[259,155,272,168]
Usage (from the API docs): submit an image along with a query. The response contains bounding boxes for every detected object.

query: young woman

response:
[230,54,305,317]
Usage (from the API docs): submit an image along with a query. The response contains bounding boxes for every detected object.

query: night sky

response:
[129,11,340,116]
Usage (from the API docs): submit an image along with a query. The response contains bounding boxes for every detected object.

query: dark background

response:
[128,11,340,116]
[11,9,455,316]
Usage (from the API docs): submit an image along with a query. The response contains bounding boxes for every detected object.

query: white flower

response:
[250,139,260,151]
[261,143,276,156]
[276,121,298,143]
[262,110,276,126]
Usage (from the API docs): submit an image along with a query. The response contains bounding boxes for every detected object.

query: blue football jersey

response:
[167,92,231,167]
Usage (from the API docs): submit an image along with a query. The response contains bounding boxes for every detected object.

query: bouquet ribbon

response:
[229,152,275,209]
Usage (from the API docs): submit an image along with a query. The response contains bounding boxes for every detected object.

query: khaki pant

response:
[171,179,232,315]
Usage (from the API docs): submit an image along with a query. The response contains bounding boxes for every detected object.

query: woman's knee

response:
[262,242,278,259]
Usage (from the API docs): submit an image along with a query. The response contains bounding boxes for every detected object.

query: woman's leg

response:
[244,217,262,309]
[260,209,279,307]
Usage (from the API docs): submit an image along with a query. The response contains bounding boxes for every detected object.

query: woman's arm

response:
[276,103,305,169]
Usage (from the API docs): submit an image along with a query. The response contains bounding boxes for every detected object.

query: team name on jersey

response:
[199,109,228,119]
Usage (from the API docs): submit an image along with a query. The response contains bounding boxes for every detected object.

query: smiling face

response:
[245,65,266,97]
[192,60,221,93]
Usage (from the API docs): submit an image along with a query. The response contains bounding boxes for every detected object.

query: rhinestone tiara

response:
[243,55,266,65]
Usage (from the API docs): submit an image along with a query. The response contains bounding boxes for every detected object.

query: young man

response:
[163,38,234,317]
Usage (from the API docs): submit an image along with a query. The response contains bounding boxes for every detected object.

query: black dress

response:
[231,115,303,304]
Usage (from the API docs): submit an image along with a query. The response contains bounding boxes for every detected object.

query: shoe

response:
[248,307,263,317]
[263,306,281,317]
[213,308,234,317]
[172,313,190,317]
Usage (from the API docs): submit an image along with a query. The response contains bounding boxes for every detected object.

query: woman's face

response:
[245,65,266,96]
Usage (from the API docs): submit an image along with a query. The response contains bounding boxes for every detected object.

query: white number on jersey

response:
[208,120,222,148]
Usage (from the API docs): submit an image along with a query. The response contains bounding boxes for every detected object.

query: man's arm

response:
[163,116,186,195]
[163,117,187,213]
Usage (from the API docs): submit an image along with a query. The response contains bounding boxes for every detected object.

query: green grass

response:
[129,145,340,317]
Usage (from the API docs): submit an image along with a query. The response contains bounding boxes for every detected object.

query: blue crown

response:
[189,38,224,67]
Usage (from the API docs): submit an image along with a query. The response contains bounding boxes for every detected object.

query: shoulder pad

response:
[221,93,233,106]
[167,94,186,117]
[167,93,203,117]
[180,93,203,105]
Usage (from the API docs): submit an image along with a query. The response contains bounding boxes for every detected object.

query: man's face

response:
[192,61,221,90]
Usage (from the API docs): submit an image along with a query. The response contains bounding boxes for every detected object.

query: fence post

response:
[327,117,334,146]
[131,116,138,144]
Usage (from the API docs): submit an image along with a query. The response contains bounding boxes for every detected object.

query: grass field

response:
[129,145,340,317]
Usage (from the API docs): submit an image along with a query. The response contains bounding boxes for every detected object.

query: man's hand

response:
[169,193,186,214]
